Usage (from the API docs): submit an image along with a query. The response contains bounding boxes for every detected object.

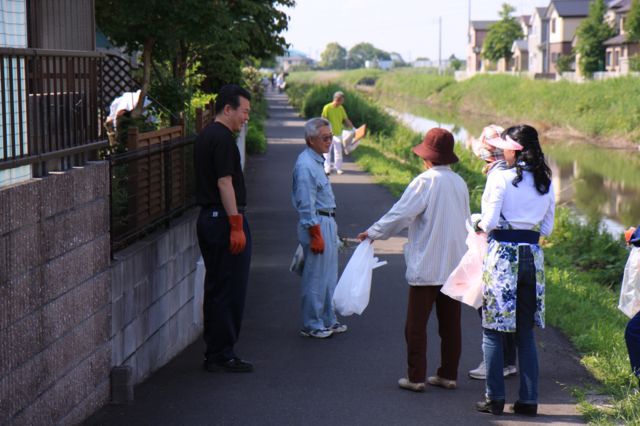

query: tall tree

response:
[320,42,347,69]
[482,4,523,65]
[626,0,640,42]
[347,43,390,69]
[575,0,615,76]
[97,0,294,117]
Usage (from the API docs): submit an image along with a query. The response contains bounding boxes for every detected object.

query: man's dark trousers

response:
[197,208,252,363]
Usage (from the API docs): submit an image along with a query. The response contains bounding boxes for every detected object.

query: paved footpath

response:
[85,89,593,426]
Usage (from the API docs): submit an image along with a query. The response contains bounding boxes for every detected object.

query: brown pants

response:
[405,286,461,383]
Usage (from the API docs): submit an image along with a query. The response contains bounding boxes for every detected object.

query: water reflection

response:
[388,108,640,231]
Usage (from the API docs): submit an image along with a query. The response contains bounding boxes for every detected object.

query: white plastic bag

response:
[289,244,304,276]
[619,247,640,318]
[441,221,488,309]
[333,239,387,316]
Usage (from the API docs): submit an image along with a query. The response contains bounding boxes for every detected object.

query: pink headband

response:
[486,134,524,151]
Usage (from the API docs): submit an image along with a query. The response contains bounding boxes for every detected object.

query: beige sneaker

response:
[427,375,457,389]
[398,377,425,392]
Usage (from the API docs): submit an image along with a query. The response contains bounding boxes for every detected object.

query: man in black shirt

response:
[194,84,253,373]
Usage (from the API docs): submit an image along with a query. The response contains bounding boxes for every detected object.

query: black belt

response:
[490,229,540,244]
[318,210,336,218]
[201,205,246,217]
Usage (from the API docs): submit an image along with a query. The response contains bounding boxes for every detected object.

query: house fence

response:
[109,124,196,253]
[0,48,107,176]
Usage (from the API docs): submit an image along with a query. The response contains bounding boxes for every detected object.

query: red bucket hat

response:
[412,128,459,165]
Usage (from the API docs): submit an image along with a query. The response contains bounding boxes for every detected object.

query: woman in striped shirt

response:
[358,128,470,393]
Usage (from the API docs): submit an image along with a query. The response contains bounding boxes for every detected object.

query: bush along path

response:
[287,80,639,424]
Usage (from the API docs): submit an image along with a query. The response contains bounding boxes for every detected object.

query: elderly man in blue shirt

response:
[292,117,347,339]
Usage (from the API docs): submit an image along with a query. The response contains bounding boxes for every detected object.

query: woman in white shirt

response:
[474,125,555,417]
[358,128,470,393]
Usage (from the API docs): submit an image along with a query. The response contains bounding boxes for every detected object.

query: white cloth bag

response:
[441,221,488,309]
[333,239,387,316]
[619,246,640,318]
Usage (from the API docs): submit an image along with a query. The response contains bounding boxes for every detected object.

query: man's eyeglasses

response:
[320,134,334,142]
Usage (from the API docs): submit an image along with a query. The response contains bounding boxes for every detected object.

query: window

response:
[606,51,612,66]
[551,18,556,33]
[551,52,558,63]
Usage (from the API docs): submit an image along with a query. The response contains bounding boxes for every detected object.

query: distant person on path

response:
[194,84,254,373]
[621,226,640,387]
[468,125,518,381]
[358,128,470,392]
[292,117,347,338]
[474,125,555,416]
[321,91,354,175]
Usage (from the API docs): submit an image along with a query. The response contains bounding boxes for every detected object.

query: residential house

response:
[1,0,102,187]
[603,0,640,72]
[546,0,590,74]
[528,7,551,75]
[512,40,529,71]
[510,15,531,71]
[276,48,314,72]
[467,20,497,74]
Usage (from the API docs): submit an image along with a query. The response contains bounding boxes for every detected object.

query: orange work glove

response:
[625,227,637,245]
[228,214,246,255]
[308,224,325,254]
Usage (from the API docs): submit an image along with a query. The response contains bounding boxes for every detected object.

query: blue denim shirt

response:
[292,147,336,228]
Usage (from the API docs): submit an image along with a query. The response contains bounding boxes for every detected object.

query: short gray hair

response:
[304,117,331,140]
[333,91,344,100]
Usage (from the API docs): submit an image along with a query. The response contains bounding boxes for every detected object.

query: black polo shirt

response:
[194,121,246,208]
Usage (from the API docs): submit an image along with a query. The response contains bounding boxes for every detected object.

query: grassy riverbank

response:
[286,80,638,424]
[288,69,640,145]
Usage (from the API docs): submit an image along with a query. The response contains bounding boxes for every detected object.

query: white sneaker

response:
[398,377,425,392]
[504,365,517,376]
[469,361,518,379]
[469,361,486,380]
[300,328,333,338]
[336,169,344,175]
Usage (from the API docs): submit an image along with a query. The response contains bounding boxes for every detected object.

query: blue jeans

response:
[626,310,640,384]
[298,216,338,331]
[483,245,539,403]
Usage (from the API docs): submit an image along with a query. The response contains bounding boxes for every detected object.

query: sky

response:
[282,0,546,62]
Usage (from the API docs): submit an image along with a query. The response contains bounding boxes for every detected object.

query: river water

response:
[387,108,640,235]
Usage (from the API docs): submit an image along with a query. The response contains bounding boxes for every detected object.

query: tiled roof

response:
[512,39,529,51]
[550,0,590,17]
[603,33,634,45]
[470,20,498,30]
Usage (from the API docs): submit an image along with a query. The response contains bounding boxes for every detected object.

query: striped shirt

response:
[367,166,470,286]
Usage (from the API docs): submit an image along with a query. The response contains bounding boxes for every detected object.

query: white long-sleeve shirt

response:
[367,166,470,286]
[479,168,555,235]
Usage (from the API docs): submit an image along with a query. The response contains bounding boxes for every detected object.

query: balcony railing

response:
[0,48,107,175]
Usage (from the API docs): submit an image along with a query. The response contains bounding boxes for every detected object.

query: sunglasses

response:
[319,134,334,142]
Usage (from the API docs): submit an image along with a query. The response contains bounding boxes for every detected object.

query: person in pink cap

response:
[357,128,470,393]
[468,125,518,381]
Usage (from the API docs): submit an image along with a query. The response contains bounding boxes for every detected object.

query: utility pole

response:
[468,0,471,43]
[438,16,442,74]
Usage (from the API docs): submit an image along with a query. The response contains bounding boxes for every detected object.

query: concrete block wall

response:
[110,209,202,385]
[0,162,112,425]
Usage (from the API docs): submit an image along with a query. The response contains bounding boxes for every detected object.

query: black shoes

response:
[476,399,538,416]
[512,400,538,416]
[475,398,505,415]
[203,357,254,373]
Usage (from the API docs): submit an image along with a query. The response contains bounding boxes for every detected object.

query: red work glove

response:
[308,224,325,254]
[625,227,637,245]
[228,214,246,255]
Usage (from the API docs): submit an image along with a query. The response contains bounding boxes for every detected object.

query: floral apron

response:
[481,231,546,333]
